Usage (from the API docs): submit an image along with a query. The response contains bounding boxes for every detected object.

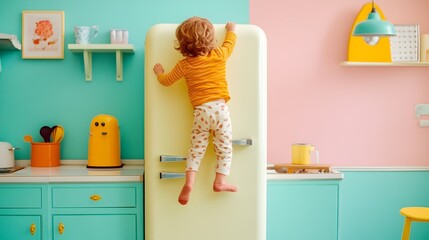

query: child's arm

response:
[153,63,184,86]
[226,22,236,32]
[153,63,164,76]
[219,22,237,58]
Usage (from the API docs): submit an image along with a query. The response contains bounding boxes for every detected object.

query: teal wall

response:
[0,0,249,160]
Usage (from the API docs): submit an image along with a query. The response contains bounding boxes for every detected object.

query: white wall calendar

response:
[390,25,420,62]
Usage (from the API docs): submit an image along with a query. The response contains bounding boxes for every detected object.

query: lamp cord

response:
[371,0,376,13]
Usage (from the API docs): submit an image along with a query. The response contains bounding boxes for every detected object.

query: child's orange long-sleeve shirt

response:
[156,31,237,108]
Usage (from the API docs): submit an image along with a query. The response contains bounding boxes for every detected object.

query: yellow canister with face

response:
[87,114,122,168]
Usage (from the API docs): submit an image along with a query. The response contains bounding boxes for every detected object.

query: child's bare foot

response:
[178,184,192,205]
[213,183,237,192]
[178,171,196,205]
[213,172,237,192]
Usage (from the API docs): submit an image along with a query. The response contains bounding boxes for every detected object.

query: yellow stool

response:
[400,207,429,240]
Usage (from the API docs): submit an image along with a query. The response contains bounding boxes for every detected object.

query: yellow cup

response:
[291,143,318,165]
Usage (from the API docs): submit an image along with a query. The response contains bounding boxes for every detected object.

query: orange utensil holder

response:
[30,142,60,167]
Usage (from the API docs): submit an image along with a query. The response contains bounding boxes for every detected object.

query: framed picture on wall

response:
[22,11,64,59]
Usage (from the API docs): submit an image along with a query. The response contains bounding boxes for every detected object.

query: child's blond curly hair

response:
[175,17,216,57]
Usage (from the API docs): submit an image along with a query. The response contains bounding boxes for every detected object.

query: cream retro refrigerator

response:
[144,24,267,240]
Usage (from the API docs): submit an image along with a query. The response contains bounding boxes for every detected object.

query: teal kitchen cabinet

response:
[52,215,137,240]
[50,183,143,240]
[0,215,43,239]
[0,182,143,240]
[0,184,48,240]
[267,180,340,240]
[339,170,429,240]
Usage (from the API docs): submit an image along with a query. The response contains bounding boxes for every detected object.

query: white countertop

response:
[5,163,427,183]
[0,163,345,182]
[0,164,144,183]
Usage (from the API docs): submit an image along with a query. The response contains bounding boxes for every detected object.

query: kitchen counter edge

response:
[0,164,144,183]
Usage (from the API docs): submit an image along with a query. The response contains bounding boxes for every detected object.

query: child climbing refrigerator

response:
[144,24,267,240]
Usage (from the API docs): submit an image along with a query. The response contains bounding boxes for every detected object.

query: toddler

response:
[153,16,237,205]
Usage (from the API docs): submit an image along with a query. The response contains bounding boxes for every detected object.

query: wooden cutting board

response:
[0,166,25,174]
[268,163,331,174]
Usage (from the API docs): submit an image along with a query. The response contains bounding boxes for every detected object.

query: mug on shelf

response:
[110,29,129,44]
[420,34,429,62]
[74,26,99,44]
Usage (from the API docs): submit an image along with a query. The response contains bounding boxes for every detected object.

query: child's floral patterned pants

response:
[186,100,233,175]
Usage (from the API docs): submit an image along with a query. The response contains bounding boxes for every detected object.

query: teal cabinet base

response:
[267,171,429,240]
[339,171,429,240]
[0,182,143,240]
[267,180,339,240]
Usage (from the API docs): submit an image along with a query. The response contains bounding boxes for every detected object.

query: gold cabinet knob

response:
[58,222,64,234]
[90,194,102,201]
[29,223,36,236]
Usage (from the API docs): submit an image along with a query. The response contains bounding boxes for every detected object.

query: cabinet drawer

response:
[0,187,42,209]
[52,186,136,208]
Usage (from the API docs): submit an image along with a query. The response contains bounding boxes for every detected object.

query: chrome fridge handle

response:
[232,138,253,146]
[160,172,186,179]
[160,155,187,162]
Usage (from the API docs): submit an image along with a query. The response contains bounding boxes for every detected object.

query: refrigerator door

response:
[145,24,267,240]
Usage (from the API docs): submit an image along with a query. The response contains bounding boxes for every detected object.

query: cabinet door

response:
[267,181,339,240]
[52,215,136,240]
[0,215,41,240]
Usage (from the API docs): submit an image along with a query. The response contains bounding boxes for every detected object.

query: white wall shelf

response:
[0,33,21,73]
[341,61,429,67]
[68,44,134,81]
[0,39,21,50]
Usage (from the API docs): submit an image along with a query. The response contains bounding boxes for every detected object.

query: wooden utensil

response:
[40,126,53,142]
[23,135,33,143]
[51,125,64,143]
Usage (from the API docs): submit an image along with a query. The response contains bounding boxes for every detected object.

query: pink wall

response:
[250,0,429,166]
